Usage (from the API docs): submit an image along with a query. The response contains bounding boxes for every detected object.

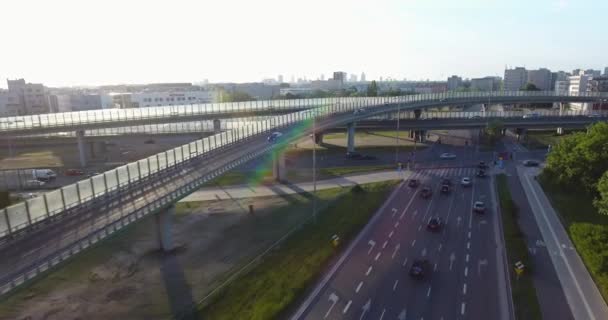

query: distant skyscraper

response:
[349,74,358,82]
[605,67,608,76]
[585,69,602,77]
[290,75,295,83]
[333,71,347,82]
[360,72,366,82]
[447,75,463,91]
[504,67,527,91]
[278,75,284,83]
[320,74,325,81]
[526,68,552,90]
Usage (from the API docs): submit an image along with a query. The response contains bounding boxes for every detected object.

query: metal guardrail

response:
[1,91,607,294]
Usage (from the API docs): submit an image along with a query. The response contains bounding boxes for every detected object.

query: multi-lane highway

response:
[294,144,511,320]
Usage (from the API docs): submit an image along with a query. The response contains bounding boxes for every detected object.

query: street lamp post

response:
[395,102,401,165]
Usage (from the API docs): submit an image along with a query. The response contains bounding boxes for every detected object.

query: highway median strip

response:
[496,174,542,320]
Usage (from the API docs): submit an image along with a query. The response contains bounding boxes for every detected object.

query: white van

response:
[32,169,57,181]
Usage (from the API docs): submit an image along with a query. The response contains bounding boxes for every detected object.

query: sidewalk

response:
[180,170,407,202]
[517,166,608,320]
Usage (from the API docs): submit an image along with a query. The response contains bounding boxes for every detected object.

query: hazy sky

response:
[0,0,606,88]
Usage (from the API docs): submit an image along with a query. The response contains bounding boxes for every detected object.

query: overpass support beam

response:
[156,205,174,252]
[347,122,356,153]
[272,151,286,182]
[213,119,221,133]
[76,130,87,167]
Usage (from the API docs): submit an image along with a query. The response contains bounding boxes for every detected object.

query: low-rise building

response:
[471,77,501,91]
[527,68,552,91]
[49,93,114,112]
[5,79,50,115]
[504,67,527,91]
[131,90,216,108]
[447,75,463,91]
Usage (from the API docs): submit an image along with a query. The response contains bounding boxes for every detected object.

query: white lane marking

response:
[375,252,382,261]
[461,302,466,315]
[434,263,438,271]
[421,248,427,257]
[466,254,470,262]
[523,173,597,320]
[449,252,456,270]
[393,280,399,291]
[324,293,339,319]
[464,267,469,277]
[400,191,419,220]
[466,241,471,250]
[418,225,422,231]
[360,299,371,320]
[463,283,467,295]
[392,243,401,259]
[478,259,488,275]
[402,257,409,267]
[426,286,432,298]
[469,176,476,229]
[366,266,373,276]
[356,281,363,293]
[378,308,386,320]
[411,239,416,247]
[456,216,462,227]
[438,244,442,252]
[394,221,400,228]
[467,231,471,239]
[343,300,352,314]
[382,240,388,249]
[367,240,376,254]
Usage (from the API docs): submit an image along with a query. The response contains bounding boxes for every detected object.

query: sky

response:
[0,0,606,88]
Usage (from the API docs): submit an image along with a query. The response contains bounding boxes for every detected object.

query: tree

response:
[594,171,608,215]
[367,80,378,97]
[484,120,504,145]
[219,90,254,102]
[521,83,540,91]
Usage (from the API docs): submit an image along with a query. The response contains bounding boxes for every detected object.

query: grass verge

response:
[320,165,394,177]
[525,130,580,150]
[496,174,542,320]
[538,176,608,303]
[196,180,400,320]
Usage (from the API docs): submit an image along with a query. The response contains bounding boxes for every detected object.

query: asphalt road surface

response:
[295,148,509,320]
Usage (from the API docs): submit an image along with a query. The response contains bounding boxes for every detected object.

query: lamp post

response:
[395,102,401,165]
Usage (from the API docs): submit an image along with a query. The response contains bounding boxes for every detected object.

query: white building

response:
[49,93,114,112]
[527,68,552,91]
[569,74,592,111]
[504,67,527,91]
[131,90,216,108]
[554,80,569,94]
[360,72,366,82]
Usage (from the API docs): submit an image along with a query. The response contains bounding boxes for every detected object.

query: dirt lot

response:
[0,187,345,320]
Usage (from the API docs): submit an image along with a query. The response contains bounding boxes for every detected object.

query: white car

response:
[267,131,283,143]
[522,113,540,119]
[440,153,456,160]
[353,108,366,115]
[461,177,471,187]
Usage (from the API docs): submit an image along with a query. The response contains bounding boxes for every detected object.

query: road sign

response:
[514,261,525,277]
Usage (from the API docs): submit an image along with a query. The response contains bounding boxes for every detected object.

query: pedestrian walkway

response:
[517,166,608,320]
[180,170,408,202]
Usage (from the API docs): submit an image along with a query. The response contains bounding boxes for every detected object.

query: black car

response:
[420,187,432,199]
[427,217,443,231]
[440,184,450,194]
[441,178,452,186]
[523,160,540,167]
[473,201,486,214]
[478,161,488,169]
[476,169,486,178]
[408,179,419,188]
[409,259,431,278]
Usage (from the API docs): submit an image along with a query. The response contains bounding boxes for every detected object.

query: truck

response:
[32,169,57,181]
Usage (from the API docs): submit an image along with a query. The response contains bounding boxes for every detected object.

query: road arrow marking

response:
[478,259,488,275]
[392,243,401,259]
[449,252,456,270]
[392,208,397,217]
[421,248,427,257]
[359,298,371,320]
[367,240,376,254]
[456,216,462,227]
[398,309,407,320]
[324,293,339,319]
[536,240,545,247]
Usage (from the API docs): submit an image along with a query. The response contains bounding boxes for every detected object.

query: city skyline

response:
[0,0,606,88]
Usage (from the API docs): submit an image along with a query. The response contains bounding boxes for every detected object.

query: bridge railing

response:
[1,91,606,133]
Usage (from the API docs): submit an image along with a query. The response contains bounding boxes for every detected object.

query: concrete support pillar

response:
[272,151,286,182]
[347,122,356,153]
[76,130,87,167]
[156,205,174,252]
[313,133,324,145]
[213,119,221,133]
[557,127,564,135]
[559,102,565,116]
[419,130,427,143]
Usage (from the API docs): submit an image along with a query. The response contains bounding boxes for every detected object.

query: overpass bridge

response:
[0,91,606,295]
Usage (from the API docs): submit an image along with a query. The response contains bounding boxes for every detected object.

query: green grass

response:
[320,164,394,177]
[496,174,542,320]
[538,176,608,303]
[196,180,400,320]
[202,171,274,187]
[525,130,580,150]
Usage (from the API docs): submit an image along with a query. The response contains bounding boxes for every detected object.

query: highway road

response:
[294,145,510,320]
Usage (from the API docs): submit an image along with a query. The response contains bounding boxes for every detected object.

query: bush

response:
[570,223,608,297]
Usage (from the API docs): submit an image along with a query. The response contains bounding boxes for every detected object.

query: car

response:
[473,201,486,214]
[478,161,488,169]
[461,177,471,187]
[440,184,450,194]
[439,153,456,160]
[427,217,443,231]
[25,180,45,187]
[64,168,85,176]
[420,187,432,199]
[144,138,156,144]
[522,160,540,167]
[441,178,452,186]
[476,169,486,178]
[345,152,376,160]
[588,113,602,118]
[409,259,431,278]
[267,131,283,143]
[523,113,540,119]
[468,115,482,119]
[408,179,419,188]
[353,108,366,114]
